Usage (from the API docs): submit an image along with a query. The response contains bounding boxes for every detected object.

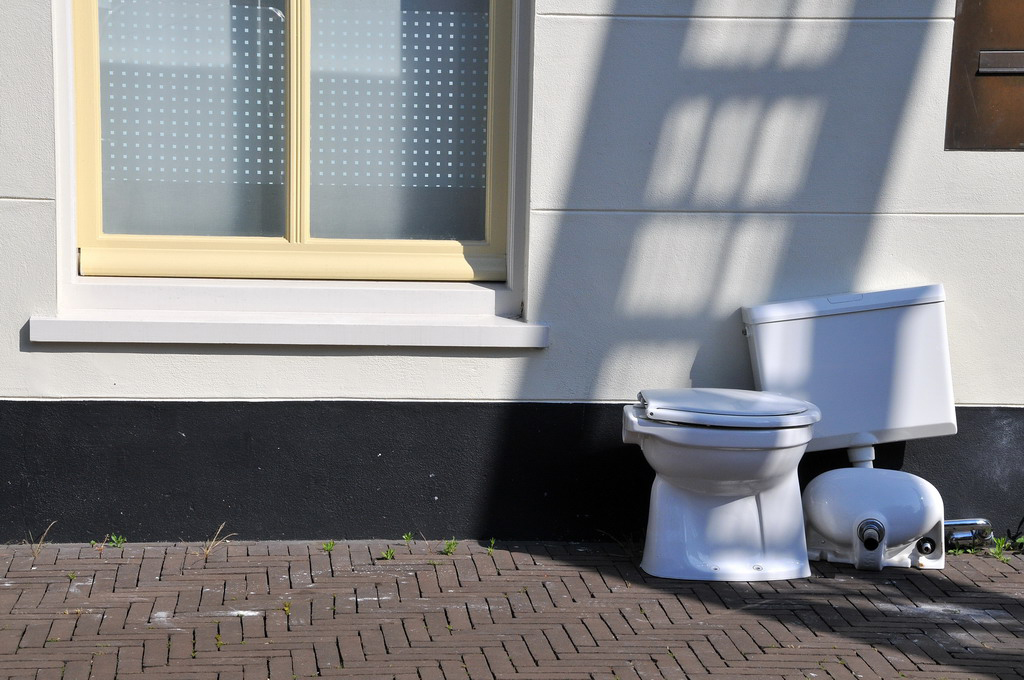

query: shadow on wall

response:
[478,0,945,539]
[6,1,969,547]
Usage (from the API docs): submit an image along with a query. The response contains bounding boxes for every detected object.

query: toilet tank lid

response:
[638,388,821,428]
[742,284,945,326]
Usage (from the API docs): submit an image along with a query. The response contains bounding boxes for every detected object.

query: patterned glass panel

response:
[310,0,489,240]
[99,0,287,236]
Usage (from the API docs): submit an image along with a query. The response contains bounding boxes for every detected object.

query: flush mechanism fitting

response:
[858,519,885,551]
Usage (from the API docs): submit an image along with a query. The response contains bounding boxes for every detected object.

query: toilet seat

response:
[639,388,820,429]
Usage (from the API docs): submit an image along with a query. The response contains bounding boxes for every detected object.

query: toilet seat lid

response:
[638,388,821,428]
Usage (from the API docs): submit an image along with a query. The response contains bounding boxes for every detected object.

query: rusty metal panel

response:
[945,0,1024,150]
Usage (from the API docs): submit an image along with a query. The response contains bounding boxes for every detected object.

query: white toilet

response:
[743,284,956,571]
[624,284,956,580]
[623,388,821,581]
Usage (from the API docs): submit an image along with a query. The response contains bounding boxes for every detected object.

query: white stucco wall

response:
[3,0,1021,404]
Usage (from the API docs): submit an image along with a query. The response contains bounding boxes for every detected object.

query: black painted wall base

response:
[0,401,651,543]
[0,401,1020,542]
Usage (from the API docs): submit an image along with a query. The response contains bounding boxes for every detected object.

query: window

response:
[73,0,512,281]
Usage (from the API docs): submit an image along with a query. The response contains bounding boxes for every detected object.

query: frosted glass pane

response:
[310,0,489,240]
[99,0,287,237]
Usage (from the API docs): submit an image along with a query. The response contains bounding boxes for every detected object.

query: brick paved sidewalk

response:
[1,540,1023,680]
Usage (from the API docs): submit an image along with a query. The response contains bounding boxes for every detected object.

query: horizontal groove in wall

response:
[531,209,1024,217]
[537,14,952,22]
[533,0,955,20]
[0,397,627,404]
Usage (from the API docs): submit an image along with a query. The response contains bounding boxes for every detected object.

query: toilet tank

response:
[742,285,957,452]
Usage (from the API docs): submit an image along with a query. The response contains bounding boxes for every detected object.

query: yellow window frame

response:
[73,0,512,281]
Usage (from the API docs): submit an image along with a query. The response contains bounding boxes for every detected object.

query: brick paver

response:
[0,541,1022,679]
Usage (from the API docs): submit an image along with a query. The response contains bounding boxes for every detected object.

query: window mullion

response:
[74,0,103,252]
[486,0,513,255]
[287,0,311,244]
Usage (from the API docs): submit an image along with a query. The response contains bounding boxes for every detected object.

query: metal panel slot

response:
[978,50,1024,74]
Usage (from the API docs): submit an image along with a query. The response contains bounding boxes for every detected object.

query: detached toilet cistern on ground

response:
[623,284,956,580]
[743,284,956,572]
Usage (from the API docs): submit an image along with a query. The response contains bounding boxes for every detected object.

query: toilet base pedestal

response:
[640,475,810,581]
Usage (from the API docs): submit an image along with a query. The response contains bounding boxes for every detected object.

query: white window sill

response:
[29,310,549,348]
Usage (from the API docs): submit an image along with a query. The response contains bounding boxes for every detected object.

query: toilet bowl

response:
[623,388,821,581]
